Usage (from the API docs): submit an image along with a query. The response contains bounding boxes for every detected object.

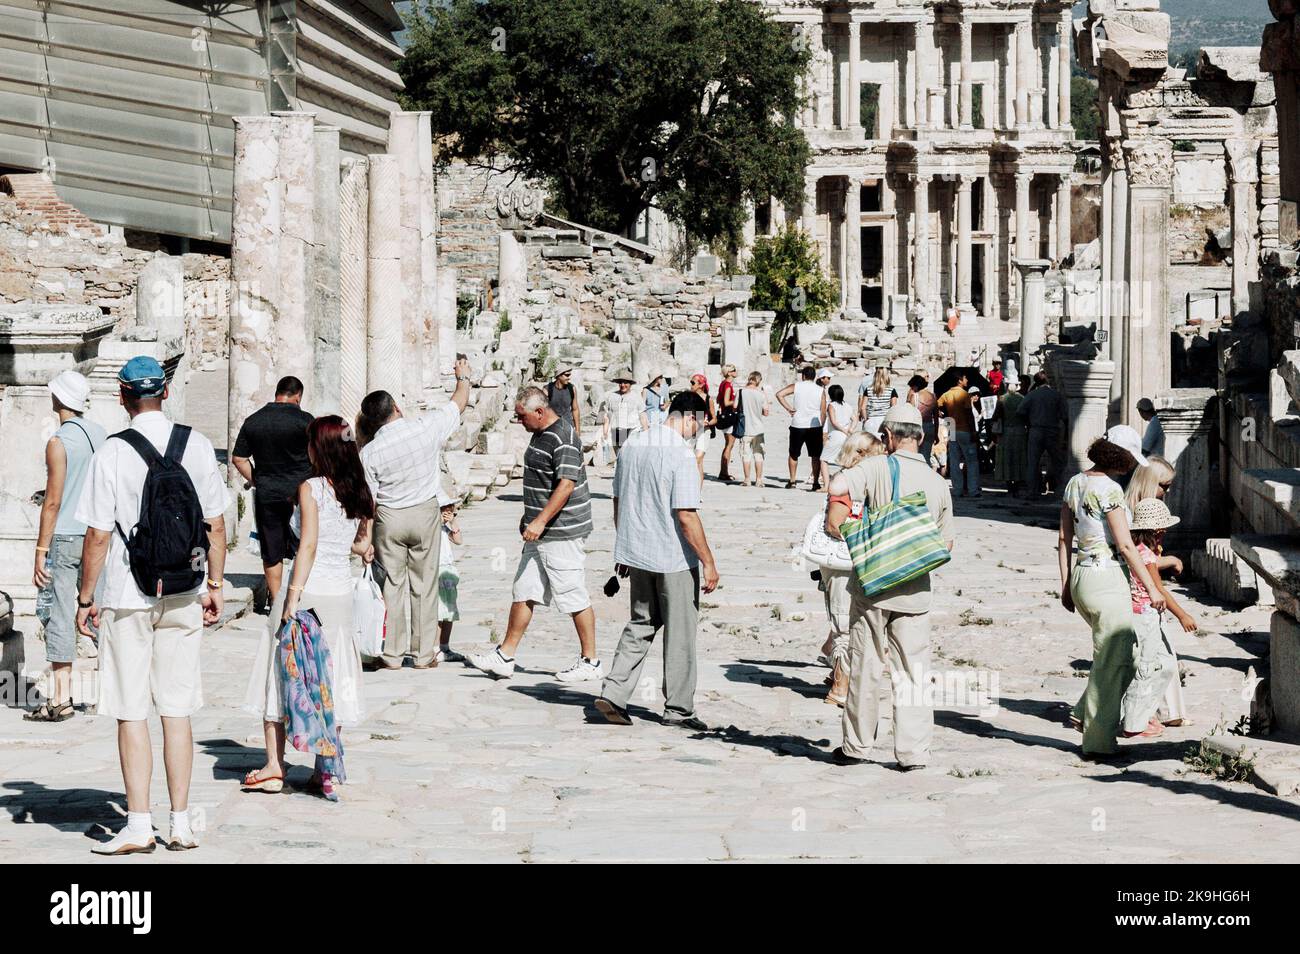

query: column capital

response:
[956,173,973,191]
[1226,138,1260,185]
[912,171,932,186]
[1015,168,1035,186]
[1154,388,1218,435]
[1122,137,1173,188]
[959,17,973,39]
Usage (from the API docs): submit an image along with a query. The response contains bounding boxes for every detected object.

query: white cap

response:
[1104,424,1147,468]
[48,369,90,413]
[816,369,833,381]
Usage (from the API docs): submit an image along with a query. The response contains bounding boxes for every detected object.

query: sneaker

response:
[664,715,710,731]
[166,826,199,851]
[831,746,868,766]
[594,698,632,725]
[91,827,156,855]
[555,657,603,682]
[467,649,516,679]
[436,647,466,664]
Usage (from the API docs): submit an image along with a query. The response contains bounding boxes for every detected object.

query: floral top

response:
[1063,472,1128,563]
[1131,543,1159,612]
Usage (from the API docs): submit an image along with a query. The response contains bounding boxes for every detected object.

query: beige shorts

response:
[512,537,591,614]
[739,433,766,462]
[98,595,204,721]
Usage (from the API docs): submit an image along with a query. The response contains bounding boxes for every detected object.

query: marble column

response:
[1100,161,1112,339]
[1108,145,1129,405]
[366,153,403,400]
[1226,138,1260,321]
[136,255,185,344]
[273,111,316,407]
[847,18,862,132]
[417,112,443,384]
[1014,169,1032,311]
[388,111,431,407]
[228,115,281,509]
[1057,14,1072,131]
[1016,257,1051,368]
[310,124,342,415]
[1054,358,1115,482]
[802,176,820,262]
[498,229,527,319]
[956,174,974,317]
[436,266,458,383]
[1155,388,1217,548]
[1015,19,1033,129]
[1055,172,1072,264]
[911,173,936,331]
[1121,138,1173,428]
[959,18,974,130]
[1004,25,1018,130]
[845,177,862,316]
[914,18,930,129]
[882,174,897,303]
[338,157,369,421]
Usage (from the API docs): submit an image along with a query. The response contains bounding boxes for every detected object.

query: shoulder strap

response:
[164,423,191,463]
[111,428,164,468]
[887,454,901,504]
[63,419,99,453]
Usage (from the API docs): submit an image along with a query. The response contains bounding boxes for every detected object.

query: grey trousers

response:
[1026,425,1064,496]
[374,497,442,667]
[600,566,700,719]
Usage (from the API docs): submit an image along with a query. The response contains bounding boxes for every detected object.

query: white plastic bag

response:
[352,564,386,658]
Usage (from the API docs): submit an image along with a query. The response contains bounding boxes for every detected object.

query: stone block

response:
[540,244,593,260]
[1232,534,1300,599]
[1191,538,1270,607]
[1271,611,1300,735]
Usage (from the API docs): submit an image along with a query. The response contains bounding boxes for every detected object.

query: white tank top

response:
[791,381,823,429]
[290,477,360,595]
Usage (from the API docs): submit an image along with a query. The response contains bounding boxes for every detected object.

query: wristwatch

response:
[77,596,94,609]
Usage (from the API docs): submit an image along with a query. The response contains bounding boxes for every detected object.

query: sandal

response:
[24,700,75,722]
[241,769,285,793]
[1121,718,1164,739]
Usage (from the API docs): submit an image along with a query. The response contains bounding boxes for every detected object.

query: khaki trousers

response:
[841,594,932,767]
[374,497,441,667]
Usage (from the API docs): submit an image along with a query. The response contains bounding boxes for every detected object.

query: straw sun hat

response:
[1130,498,1180,532]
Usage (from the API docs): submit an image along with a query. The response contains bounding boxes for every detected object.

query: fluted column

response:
[845,178,862,315]
[366,153,403,399]
[1108,143,1129,404]
[1122,138,1173,426]
[338,158,369,421]
[388,111,434,407]
[1057,14,1072,131]
[310,124,342,414]
[847,17,862,133]
[959,18,974,130]
[914,18,930,129]
[1015,19,1033,128]
[273,111,316,406]
[1055,172,1072,264]
[1015,169,1033,261]
[911,172,935,330]
[956,174,974,316]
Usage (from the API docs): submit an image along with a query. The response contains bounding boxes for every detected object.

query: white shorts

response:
[512,538,591,614]
[98,595,204,721]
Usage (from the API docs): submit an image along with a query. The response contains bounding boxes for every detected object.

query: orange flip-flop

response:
[241,770,285,793]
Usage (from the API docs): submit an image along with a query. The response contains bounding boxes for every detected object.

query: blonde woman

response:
[1125,455,1174,512]
[716,364,741,482]
[738,372,770,487]
[857,367,898,425]
[817,431,886,706]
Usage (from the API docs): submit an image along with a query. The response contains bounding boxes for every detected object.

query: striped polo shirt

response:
[521,418,592,540]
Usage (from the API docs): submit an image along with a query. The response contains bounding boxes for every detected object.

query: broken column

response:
[135,253,188,422]
[338,158,369,420]
[437,265,458,384]
[273,111,317,406]
[498,230,526,319]
[1016,258,1051,371]
[310,124,342,414]
[388,111,435,407]
[1226,137,1261,322]
[1155,388,1217,548]
[366,153,403,400]
[1054,358,1116,482]
[1121,137,1173,426]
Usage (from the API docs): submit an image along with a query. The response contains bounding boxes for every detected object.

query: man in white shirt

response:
[1137,397,1165,458]
[595,392,720,728]
[75,356,230,854]
[359,357,473,670]
[776,365,827,491]
[600,368,642,461]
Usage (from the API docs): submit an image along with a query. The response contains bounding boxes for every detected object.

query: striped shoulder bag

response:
[840,455,951,599]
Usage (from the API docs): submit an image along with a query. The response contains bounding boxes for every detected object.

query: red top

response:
[718,380,736,408]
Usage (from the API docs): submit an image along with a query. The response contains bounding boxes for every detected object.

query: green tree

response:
[399,0,810,251]
[745,226,838,352]
[1070,75,1101,140]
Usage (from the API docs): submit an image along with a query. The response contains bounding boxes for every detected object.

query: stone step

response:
[1230,534,1300,602]
[1241,469,1300,531]
[1190,537,1272,607]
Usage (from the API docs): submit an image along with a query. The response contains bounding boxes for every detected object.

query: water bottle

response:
[35,554,53,625]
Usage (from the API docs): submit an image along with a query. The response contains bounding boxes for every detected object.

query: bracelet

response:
[206,578,223,589]
[288,584,304,593]
[35,546,49,553]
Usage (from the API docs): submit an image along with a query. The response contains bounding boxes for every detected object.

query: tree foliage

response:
[399,0,810,250]
[1070,75,1101,140]
[745,226,838,352]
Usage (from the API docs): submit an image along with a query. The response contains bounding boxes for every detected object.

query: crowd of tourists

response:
[23,352,1188,853]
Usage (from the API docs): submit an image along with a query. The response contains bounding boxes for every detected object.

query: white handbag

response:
[801,504,854,572]
[352,563,386,658]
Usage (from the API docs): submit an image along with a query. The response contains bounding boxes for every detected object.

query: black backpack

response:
[113,425,209,598]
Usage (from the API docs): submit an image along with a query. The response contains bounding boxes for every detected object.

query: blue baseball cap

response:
[117,355,167,397]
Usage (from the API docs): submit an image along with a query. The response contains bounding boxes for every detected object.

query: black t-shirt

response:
[232,402,314,504]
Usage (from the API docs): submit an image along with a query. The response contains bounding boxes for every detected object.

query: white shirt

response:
[791,381,824,429]
[1142,416,1165,458]
[602,389,642,431]
[75,411,230,610]
[290,478,359,595]
[360,403,460,509]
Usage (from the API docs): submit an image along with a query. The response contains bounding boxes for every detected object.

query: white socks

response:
[126,811,152,836]
[170,809,191,834]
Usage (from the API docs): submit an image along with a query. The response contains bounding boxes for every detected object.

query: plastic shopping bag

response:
[352,563,386,658]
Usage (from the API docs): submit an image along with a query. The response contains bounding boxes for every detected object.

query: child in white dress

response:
[435,499,464,663]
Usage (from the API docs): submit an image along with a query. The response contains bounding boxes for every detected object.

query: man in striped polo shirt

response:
[468,386,600,681]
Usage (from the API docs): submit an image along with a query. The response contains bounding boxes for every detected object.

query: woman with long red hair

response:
[242,415,376,800]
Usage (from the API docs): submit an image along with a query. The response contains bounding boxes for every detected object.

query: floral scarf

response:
[276,609,345,782]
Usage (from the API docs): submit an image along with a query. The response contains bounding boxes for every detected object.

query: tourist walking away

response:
[600,368,642,461]
[825,404,954,769]
[74,356,230,853]
[1020,371,1067,497]
[595,392,720,728]
[27,370,106,723]
[242,416,375,801]
[357,356,474,670]
[231,375,313,611]
[938,370,981,497]
[548,367,581,440]
[739,372,770,487]
[1116,499,1182,740]
[993,377,1029,497]
[816,431,885,707]
[906,374,937,461]
[684,373,717,485]
[469,386,599,681]
[641,372,668,429]
[716,364,741,482]
[777,366,826,491]
[1057,434,1165,758]
[1137,397,1165,458]
[819,384,856,486]
[434,496,465,663]
[858,367,897,432]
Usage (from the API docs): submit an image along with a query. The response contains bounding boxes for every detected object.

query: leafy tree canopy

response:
[399,0,811,250]
[745,226,838,351]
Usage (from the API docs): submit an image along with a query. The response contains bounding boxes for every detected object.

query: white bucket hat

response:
[1104,424,1147,468]
[48,369,90,413]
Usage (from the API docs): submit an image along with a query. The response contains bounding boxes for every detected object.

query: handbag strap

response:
[886,454,901,504]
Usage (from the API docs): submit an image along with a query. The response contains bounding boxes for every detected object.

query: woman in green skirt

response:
[1057,435,1165,757]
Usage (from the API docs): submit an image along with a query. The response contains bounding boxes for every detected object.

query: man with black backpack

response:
[73,356,230,855]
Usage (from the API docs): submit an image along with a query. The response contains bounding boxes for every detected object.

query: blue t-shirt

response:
[612,425,701,574]
[53,417,107,536]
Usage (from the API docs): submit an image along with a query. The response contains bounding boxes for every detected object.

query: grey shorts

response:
[41,535,89,664]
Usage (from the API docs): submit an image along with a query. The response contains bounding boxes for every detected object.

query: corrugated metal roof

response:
[0,0,404,242]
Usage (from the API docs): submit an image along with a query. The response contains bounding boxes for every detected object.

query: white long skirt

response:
[242,585,365,727]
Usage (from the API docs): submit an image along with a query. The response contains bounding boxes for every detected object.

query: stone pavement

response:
[3,414,1299,862]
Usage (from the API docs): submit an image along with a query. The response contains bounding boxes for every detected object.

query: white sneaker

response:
[166,825,199,851]
[468,649,516,679]
[555,657,603,682]
[91,827,155,855]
